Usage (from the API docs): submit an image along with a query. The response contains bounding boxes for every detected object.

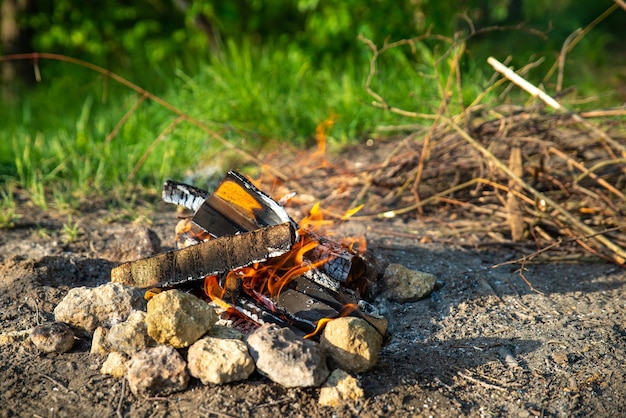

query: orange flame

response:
[313,113,336,167]
[203,275,232,311]
[303,303,358,339]
[199,201,366,335]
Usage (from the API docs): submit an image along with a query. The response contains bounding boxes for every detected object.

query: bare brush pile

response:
[258,39,626,268]
[268,107,626,266]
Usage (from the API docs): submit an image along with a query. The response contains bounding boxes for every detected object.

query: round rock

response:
[187,336,255,385]
[126,345,189,397]
[30,322,75,353]
[381,263,436,303]
[320,317,382,373]
[146,289,218,348]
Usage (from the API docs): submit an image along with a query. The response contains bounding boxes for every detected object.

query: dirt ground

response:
[1,190,625,418]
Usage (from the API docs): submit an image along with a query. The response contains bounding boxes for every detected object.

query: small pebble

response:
[381,263,436,303]
[30,322,75,353]
[319,369,365,407]
[101,351,128,378]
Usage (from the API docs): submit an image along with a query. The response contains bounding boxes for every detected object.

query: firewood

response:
[111,223,295,288]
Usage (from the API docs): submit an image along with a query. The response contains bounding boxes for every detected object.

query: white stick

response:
[487,56,562,110]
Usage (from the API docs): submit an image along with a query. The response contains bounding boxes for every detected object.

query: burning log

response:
[111,223,296,288]
[163,172,379,295]
[115,171,387,338]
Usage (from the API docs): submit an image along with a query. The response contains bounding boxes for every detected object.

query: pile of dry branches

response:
[260,29,626,266]
[267,104,625,266]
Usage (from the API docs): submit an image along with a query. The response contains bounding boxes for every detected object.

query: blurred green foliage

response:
[14,0,623,74]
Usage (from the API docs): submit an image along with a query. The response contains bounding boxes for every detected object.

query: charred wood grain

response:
[111,223,295,288]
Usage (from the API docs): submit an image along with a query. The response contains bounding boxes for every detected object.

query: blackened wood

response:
[193,193,260,237]
[191,171,295,235]
[111,223,295,288]
[162,180,207,212]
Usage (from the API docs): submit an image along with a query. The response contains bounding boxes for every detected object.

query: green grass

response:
[1,33,622,217]
[1,38,477,210]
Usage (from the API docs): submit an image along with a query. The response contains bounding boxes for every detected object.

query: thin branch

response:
[548,147,625,201]
[615,0,626,12]
[116,379,126,418]
[105,93,148,144]
[488,57,561,109]
[557,29,582,93]
[128,115,186,181]
[457,371,507,392]
[543,3,620,83]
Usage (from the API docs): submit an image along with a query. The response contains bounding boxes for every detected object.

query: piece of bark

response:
[111,223,295,288]
[507,145,525,241]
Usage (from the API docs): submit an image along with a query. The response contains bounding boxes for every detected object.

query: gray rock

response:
[54,282,146,332]
[207,324,244,340]
[108,310,154,355]
[126,345,189,397]
[320,317,382,373]
[30,322,74,353]
[187,337,255,385]
[100,351,128,378]
[381,263,436,303]
[90,326,112,355]
[319,369,365,407]
[145,289,218,348]
[246,324,329,388]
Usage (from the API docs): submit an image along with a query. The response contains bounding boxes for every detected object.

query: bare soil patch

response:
[1,200,624,417]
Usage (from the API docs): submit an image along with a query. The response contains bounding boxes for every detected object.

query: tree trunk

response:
[1,0,35,99]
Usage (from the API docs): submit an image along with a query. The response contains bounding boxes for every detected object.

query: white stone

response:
[246,324,329,388]
[187,337,255,385]
[54,282,146,332]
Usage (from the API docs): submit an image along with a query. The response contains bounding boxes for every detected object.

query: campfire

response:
[112,170,388,339]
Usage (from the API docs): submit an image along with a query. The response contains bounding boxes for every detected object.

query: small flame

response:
[313,114,336,167]
[303,303,358,339]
